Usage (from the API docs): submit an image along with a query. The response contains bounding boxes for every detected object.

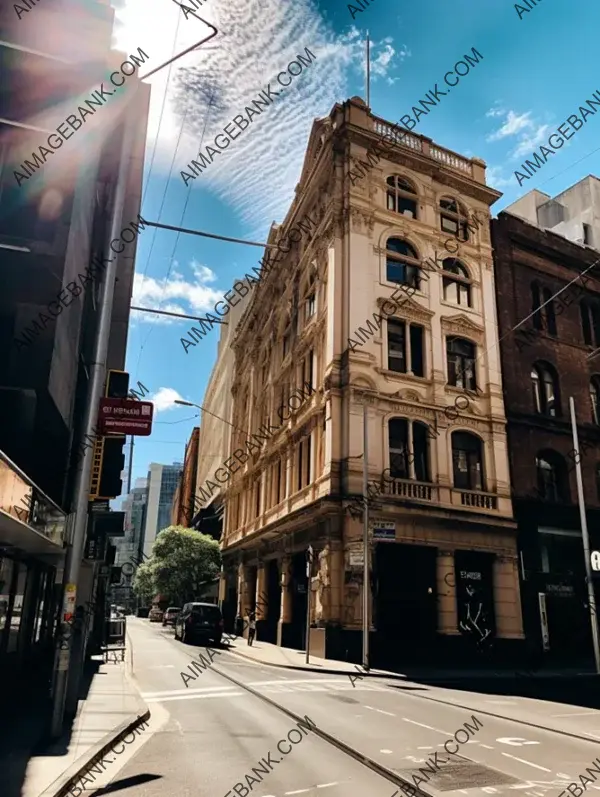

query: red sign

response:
[98,398,154,436]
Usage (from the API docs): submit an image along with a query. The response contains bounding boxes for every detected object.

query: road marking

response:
[145,691,244,703]
[145,664,176,669]
[557,774,572,780]
[365,705,395,716]
[551,711,599,717]
[381,749,393,754]
[249,678,349,686]
[316,784,338,789]
[285,790,311,795]
[497,738,540,747]
[402,718,452,735]
[501,753,552,773]
[141,685,237,698]
[482,789,499,794]
[480,744,495,750]
[418,746,434,750]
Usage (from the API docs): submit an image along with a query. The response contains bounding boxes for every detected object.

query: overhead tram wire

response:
[136,85,219,363]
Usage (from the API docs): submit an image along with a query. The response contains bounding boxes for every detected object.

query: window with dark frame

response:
[584,223,592,246]
[451,431,484,491]
[581,300,600,347]
[386,237,421,289]
[386,175,418,219]
[536,451,568,503]
[388,418,409,478]
[531,362,559,417]
[442,259,472,307]
[440,197,470,242]
[591,377,600,425]
[306,292,316,320]
[446,337,476,391]
[413,421,430,482]
[387,321,424,376]
[531,281,557,335]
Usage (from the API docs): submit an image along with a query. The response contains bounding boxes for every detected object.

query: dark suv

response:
[175,602,223,645]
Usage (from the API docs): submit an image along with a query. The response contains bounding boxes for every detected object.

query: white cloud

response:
[511,124,550,159]
[150,387,186,412]
[486,104,506,119]
[131,260,223,325]
[486,165,514,189]
[486,110,533,142]
[112,0,407,233]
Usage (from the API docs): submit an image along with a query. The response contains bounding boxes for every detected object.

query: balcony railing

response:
[381,477,437,502]
[370,117,473,178]
[0,451,67,547]
[455,489,498,511]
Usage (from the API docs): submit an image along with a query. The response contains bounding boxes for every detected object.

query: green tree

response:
[135,526,221,606]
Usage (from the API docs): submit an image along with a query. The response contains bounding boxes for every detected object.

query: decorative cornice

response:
[376,295,434,326]
[440,312,485,343]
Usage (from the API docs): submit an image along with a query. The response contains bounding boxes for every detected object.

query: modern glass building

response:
[142,463,183,557]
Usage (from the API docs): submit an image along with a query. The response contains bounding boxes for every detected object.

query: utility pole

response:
[305,545,313,663]
[569,397,600,674]
[362,403,370,672]
[127,435,134,494]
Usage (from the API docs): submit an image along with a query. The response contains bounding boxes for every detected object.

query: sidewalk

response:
[1,649,149,797]
[225,637,593,681]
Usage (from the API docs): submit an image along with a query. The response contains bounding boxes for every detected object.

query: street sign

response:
[98,397,153,436]
[592,551,600,572]
[371,521,395,541]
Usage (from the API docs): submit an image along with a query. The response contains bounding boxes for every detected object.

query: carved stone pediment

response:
[440,313,484,343]
[389,389,421,402]
[377,295,434,326]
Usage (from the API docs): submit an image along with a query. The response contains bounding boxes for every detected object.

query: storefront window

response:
[7,563,28,653]
[0,556,14,637]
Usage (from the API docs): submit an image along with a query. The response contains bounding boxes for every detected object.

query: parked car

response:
[162,606,181,627]
[149,606,164,623]
[174,602,223,645]
[136,607,150,618]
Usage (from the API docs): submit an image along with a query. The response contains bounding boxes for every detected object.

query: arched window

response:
[446,337,476,391]
[440,197,470,241]
[580,299,600,346]
[388,418,430,481]
[451,431,484,490]
[536,450,568,502]
[386,238,421,289]
[531,363,559,417]
[442,258,472,307]
[531,281,557,335]
[386,175,418,219]
[591,377,600,425]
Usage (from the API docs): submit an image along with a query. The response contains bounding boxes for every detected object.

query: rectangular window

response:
[410,325,424,377]
[276,460,283,504]
[389,419,409,478]
[388,320,406,373]
[305,436,312,486]
[306,294,316,320]
[584,223,592,245]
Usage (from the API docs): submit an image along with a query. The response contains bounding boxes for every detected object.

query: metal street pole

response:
[305,545,313,663]
[569,396,600,674]
[362,403,370,672]
[50,104,140,738]
[127,435,134,494]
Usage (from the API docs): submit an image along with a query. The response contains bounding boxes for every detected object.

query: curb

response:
[40,708,151,797]
[223,644,407,681]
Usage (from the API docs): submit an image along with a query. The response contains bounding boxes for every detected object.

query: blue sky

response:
[110,0,600,486]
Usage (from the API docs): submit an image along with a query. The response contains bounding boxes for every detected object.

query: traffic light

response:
[97,435,126,499]
[106,370,129,399]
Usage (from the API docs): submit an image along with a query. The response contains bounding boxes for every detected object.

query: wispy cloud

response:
[113,0,407,233]
[486,165,514,189]
[150,387,186,412]
[486,110,533,142]
[511,125,550,159]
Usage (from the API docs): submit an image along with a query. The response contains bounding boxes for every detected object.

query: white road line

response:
[380,749,393,754]
[141,685,237,698]
[551,711,599,717]
[365,705,395,717]
[285,789,311,795]
[402,718,452,735]
[249,678,348,686]
[316,784,338,789]
[480,744,495,750]
[557,774,572,780]
[145,691,244,703]
[501,753,552,773]
[417,746,434,750]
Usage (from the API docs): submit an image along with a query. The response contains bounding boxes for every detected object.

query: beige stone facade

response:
[220,97,524,665]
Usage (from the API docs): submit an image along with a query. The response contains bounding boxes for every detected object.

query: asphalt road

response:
[93,618,600,797]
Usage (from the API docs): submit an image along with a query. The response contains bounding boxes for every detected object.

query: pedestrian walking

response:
[248,611,256,646]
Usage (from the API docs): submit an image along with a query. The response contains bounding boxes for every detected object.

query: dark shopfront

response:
[0,550,60,694]
[517,498,600,667]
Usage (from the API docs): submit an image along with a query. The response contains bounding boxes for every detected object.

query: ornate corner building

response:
[219,97,525,667]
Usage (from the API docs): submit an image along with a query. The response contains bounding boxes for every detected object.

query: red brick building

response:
[171,427,199,527]
[492,211,600,666]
